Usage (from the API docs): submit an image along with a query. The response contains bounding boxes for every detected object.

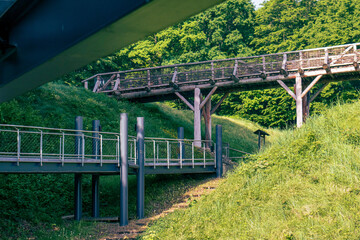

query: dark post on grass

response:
[254,129,269,151]
[216,125,222,178]
[177,127,185,159]
[120,113,128,226]
[74,116,83,221]
[92,120,100,218]
[137,117,145,219]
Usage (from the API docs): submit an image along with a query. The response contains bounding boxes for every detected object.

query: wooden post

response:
[296,74,303,128]
[302,91,310,122]
[194,88,201,147]
[204,98,211,148]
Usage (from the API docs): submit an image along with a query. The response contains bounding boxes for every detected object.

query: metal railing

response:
[0,124,121,166]
[82,43,360,94]
[223,143,251,161]
[0,124,217,168]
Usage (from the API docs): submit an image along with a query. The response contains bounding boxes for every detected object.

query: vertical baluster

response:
[214,143,217,168]
[81,133,85,166]
[59,135,62,161]
[157,143,159,163]
[100,134,103,167]
[192,142,195,168]
[354,44,358,63]
[147,70,151,87]
[130,141,133,162]
[180,141,183,168]
[211,61,215,80]
[153,140,156,169]
[167,141,170,169]
[117,135,120,167]
[16,129,20,166]
[40,130,43,166]
[203,143,205,169]
[134,139,137,165]
[62,132,65,166]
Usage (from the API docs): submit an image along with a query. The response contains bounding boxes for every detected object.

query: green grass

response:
[0,82,263,239]
[141,101,360,240]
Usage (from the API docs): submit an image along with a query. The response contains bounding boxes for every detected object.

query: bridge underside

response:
[0,0,223,103]
[0,158,216,175]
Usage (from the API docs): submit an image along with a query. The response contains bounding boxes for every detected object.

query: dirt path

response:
[96,178,223,240]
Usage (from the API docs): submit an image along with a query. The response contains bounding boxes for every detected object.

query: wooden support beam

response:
[231,74,240,83]
[172,67,178,83]
[113,74,120,91]
[175,92,194,111]
[211,92,229,115]
[281,53,288,76]
[233,60,238,76]
[309,83,329,103]
[200,86,218,109]
[277,80,296,100]
[204,98,212,148]
[301,75,323,98]
[295,74,303,128]
[93,76,101,93]
[99,74,116,92]
[194,88,201,147]
[302,92,310,122]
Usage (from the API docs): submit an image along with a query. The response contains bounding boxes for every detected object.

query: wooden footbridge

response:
[83,42,360,145]
[0,115,249,226]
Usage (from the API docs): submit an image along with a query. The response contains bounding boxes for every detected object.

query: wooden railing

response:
[82,43,360,95]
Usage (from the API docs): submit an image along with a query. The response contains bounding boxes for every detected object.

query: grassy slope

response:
[0,83,263,239]
[142,101,360,240]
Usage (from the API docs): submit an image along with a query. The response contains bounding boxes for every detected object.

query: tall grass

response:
[141,101,360,239]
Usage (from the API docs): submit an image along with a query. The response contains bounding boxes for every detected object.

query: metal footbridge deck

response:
[0,123,222,175]
[0,114,250,225]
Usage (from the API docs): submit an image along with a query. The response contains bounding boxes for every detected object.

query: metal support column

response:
[295,74,303,128]
[194,88,201,147]
[136,117,145,219]
[91,119,101,218]
[216,125,222,178]
[74,116,83,221]
[91,175,100,218]
[74,173,82,221]
[120,113,129,226]
[177,127,185,159]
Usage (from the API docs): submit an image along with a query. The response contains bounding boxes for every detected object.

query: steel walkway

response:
[0,115,248,225]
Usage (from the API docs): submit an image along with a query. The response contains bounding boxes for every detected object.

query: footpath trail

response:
[96,178,224,240]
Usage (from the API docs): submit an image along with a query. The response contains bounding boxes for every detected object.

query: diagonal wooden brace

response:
[200,87,218,109]
[301,75,323,98]
[211,92,229,115]
[175,92,194,111]
[309,83,329,103]
[277,80,296,100]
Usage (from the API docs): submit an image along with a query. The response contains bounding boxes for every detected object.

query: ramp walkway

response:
[0,114,248,226]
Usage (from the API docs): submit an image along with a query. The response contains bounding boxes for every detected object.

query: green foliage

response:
[59,0,360,128]
[141,100,360,239]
